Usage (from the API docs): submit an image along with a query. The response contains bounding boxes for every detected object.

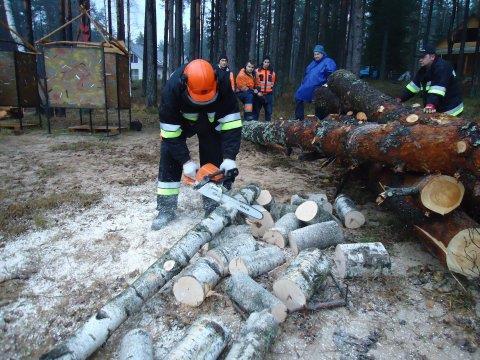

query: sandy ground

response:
[0,125,479,359]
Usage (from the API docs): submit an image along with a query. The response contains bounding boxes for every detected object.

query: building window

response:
[131,69,140,80]
[130,54,139,64]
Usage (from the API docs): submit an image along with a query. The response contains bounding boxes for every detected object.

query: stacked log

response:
[334,194,365,229]
[263,213,301,248]
[119,329,153,360]
[229,247,286,277]
[167,318,229,359]
[289,221,344,255]
[40,185,260,360]
[334,242,391,279]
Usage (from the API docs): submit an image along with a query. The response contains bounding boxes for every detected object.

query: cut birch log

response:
[333,194,366,229]
[229,247,286,277]
[167,317,229,360]
[40,185,260,360]
[246,206,275,238]
[413,211,480,279]
[262,212,301,248]
[307,193,333,214]
[334,242,391,279]
[273,248,330,311]
[173,257,222,307]
[269,203,298,222]
[295,200,335,225]
[206,233,259,275]
[225,310,279,360]
[119,329,153,360]
[290,194,307,206]
[289,221,344,255]
[207,224,251,250]
[225,273,287,323]
[256,190,274,211]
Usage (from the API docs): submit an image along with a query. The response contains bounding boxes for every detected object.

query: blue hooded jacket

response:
[295,57,337,102]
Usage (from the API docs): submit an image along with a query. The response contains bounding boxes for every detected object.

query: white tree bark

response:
[206,233,258,275]
[295,200,335,225]
[273,248,330,311]
[226,273,287,323]
[40,185,260,360]
[262,212,301,248]
[119,329,153,360]
[270,203,298,221]
[334,194,365,229]
[229,247,286,277]
[289,220,344,255]
[225,310,279,360]
[167,317,229,360]
[334,242,391,279]
[307,193,333,214]
[207,224,251,250]
[173,257,222,307]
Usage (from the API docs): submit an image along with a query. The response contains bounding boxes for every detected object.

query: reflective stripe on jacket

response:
[255,68,276,93]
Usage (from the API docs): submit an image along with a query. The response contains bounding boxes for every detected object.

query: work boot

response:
[151,195,177,230]
[202,196,218,216]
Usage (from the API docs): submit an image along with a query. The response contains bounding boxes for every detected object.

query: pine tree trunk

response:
[273,248,330,311]
[209,0,215,62]
[337,0,350,68]
[23,0,34,45]
[296,0,311,79]
[271,0,282,63]
[423,0,435,44]
[40,185,260,360]
[348,0,363,75]
[162,0,170,84]
[189,0,196,60]
[145,0,157,106]
[174,0,183,66]
[226,0,236,71]
[447,0,458,58]
[218,0,226,59]
[116,0,125,41]
[167,318,229,360]
[263,0,272,59]
[226,273,288,323]
[142,6,148,95]
[168,0,175,74]
[225,310,279,360]
[276,0,295,94]
[456,0,470,78]
[107,0,113,35]
[248,0,260,60]
[379,28,388,80]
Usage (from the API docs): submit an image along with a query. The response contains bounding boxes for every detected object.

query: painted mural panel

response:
[0,51,18,106]
[44,46,105,108]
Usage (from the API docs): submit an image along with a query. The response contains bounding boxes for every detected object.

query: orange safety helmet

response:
[183,59,218,105]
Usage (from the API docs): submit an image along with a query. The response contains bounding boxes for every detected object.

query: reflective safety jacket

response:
[255,67,276,94]
[401,57,463,116]
[235,68,255,91]
[158,64,242,164]
[218,65,235,91]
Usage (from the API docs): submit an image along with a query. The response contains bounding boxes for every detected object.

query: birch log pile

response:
[119,329,153,360]
[263,212,301,248]
[334,242,391,279]
[273,248,330,311]
[289,221,344,255]
[269,203,298,221]
[173,257,222,306]
[225,310,279,360]
[295,200,335,225]
[40,185,260,360]
[226,273,288,323]
[206,233,258,275]
[307,193,333,214]
[167,318,229,360]
[208,224,251,250]
[246,206,275,238]
[334,194,365,229]
[229,247,286,277]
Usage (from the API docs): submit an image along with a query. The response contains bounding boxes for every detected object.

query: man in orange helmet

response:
[152,59,242,230]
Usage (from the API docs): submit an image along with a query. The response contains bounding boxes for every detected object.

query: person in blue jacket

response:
[294,44,337,120]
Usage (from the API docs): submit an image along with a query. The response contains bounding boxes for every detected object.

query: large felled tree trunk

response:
[40,185,260,360]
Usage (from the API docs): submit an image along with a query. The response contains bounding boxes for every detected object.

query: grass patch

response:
[0,191,103,238]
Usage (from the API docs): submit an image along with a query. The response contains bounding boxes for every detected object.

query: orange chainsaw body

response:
[182,163,224,186]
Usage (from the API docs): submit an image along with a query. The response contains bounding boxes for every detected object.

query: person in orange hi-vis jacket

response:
[254,56,276,121]
[235,60,257,121]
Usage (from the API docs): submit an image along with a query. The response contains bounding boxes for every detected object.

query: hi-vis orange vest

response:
[255,68,276,93]
[236,68,255,91]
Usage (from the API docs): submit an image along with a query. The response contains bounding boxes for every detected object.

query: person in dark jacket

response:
[218,54,235,91]
[152,59,242,230]
[294,44,337,120]
[398,44,463,116]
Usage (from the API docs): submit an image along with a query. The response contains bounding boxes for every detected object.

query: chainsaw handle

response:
[224,168,239,180]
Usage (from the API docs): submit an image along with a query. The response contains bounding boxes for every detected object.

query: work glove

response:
[423,104,436,114]
[183,160,199,180]
[220,159,237,174]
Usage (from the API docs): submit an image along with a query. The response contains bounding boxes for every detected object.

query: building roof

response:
[130,43,163,66]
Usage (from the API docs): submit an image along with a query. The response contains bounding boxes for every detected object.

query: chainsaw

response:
[183,163,263,220]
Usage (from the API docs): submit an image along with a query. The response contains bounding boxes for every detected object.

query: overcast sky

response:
[92,0,191,43]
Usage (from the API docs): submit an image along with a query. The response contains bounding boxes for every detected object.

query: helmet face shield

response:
[184,60,218,105]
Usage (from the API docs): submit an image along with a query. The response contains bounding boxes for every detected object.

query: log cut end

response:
[228,257,249,275]
[356,112,368,121]
[405,114,419,124]
[295,201,319,222]
[273,278,306,311]
[447,228,480,278]
[344,211,366,229]
[246,207,275,238]
[173,276,206,307]
[456,141,468,154]
[263,228,287,248]
[420,176,465,215]
[256,190,273,208]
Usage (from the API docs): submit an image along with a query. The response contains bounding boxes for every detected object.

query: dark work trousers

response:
[236,90,255,121]
[254,93,273,121]
[157,113,232,209]
[295,100,305,120]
